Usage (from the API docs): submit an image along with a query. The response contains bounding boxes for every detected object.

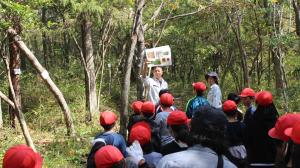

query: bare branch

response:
[159,5,211,22]
[72,35,88,71]
[144,1,165,30]
[0,90,15,109]
[154,11,172,47]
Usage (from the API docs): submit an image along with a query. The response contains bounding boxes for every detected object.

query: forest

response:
[1,0,300,167]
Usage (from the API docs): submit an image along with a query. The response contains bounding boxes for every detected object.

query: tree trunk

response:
[8,37,20,128]
[81,12,98,121]
[120,0,145,137]
[7,28,76,136]
[0,97,2,129]
[2,49,36,150]
[228,13,250,88]
[136,26,145,100]
[42,7,49,69]
[292,0,300,36]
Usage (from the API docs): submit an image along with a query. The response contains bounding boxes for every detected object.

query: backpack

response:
[87,140,106,168]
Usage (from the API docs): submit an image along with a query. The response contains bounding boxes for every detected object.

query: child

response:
[227,93,243,121]
[94,145,125,168]
[155,93,176,147]
[127,101,143,132]
[127,122,162,168]
[2,144,43,168]
[94,111,127,157]
[239,88,256,124]
[161,110,189,156]
[131,101,161,152]
[185,82,209,118]
[268,113,300,167]
[222,100,247,168]
[244,91,278,168]
[285,121,300,168]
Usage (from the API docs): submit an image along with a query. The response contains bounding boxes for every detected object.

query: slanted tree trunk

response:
[120,0,145,137]
[2,48,36,150]
[0,91,15,109]
[7,28,76,136]
[81,12,98,121]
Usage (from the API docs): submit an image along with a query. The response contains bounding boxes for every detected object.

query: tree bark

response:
[292,0,300,36]
[42,7,49,69]
[0,97,2,129]
[81,12,98,121]
[7,28,76,136]
[136,24,145,100]
[8,37,20,128]
[120,0,145,137]
[2,50,36,151]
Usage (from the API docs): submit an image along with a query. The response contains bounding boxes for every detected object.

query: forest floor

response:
[0,72,193,167]
[0,70,291,167]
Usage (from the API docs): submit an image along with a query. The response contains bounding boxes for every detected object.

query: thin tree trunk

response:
[136,26,145,100]
[120,0,145,137]
[227,12,250,88]
[292,0,300,36]
[2,51,36,151]
[7,28,76,136]
[81,12,98,121]
[0,97,2,129]
[42,7,48,69]
[8,37,20,128]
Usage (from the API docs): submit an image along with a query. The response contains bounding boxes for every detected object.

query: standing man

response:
[142,61,168,106]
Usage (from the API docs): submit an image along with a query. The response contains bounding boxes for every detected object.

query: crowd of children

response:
[2,71,300,168]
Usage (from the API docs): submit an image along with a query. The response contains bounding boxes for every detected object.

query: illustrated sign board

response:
[145,45,172,67]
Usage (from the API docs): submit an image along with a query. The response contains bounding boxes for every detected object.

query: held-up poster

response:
[145,45,172,67]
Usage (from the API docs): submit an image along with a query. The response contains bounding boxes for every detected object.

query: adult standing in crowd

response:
[142,61,168,106]
[205,72,222,109]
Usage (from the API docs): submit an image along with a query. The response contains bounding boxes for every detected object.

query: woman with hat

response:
[205,72,222,109]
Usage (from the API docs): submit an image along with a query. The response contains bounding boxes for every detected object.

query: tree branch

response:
[72,35,88,71]
[159,5,210,22]
[0,90,15,109]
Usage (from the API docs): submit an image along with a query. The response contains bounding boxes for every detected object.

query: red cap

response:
[94,145,124,168]
[141,101,155,114]
[284,121,300,144]
[268,114,300,141]
[167,110,188,126]
[239,88,255,97]
[160,93,174,107]
[255,91,273,106]
[129,121,151,146]
[131,101,143,114]
[192,82,206,91]
[223,100,237,113]
[3,144,43,168]
[100,111,117,126]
